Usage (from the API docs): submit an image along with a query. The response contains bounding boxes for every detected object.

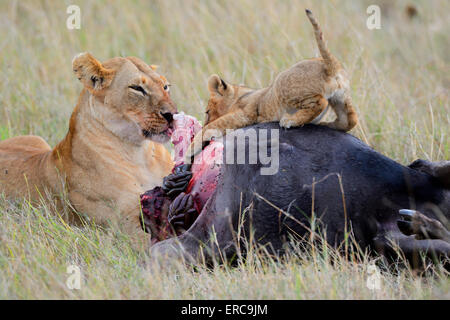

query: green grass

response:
[1,195,448,299]
[0,0,449,299]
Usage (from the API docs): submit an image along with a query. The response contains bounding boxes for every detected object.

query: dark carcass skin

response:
[150,123,450,267]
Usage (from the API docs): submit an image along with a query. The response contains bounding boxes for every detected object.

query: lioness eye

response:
[129,85,147,96]
[163,84,170,92]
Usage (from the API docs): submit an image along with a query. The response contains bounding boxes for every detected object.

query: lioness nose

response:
[161,112,173,123]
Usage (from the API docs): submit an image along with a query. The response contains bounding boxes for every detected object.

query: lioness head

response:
[72,53,177,144]
[204,74,253,125]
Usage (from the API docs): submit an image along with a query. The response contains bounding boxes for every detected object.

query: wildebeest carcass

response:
[150,123,450,268]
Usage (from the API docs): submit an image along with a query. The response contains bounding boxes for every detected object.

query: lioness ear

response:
[208,74,230,96]
[72,52,115,91]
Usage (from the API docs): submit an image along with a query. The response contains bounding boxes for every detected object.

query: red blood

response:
[186,141,223,212]
[139,187,172,241]
[169,113,222,213]
[140,113,222,241]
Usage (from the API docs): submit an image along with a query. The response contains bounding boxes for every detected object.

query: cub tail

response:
[305,9,340,77]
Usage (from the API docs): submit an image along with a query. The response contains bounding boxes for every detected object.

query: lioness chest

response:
[67,139,167,216]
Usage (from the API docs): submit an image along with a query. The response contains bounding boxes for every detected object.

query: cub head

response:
[72,52,177,144]
[204,74,253,125]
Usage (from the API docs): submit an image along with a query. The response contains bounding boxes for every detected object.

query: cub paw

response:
[279,118,294,129]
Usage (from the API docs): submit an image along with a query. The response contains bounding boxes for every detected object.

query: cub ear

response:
[208,74,230,96]
[72,52,115,91]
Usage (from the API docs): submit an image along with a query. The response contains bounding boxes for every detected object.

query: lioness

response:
[0,53,176,247]
[185,9,357,162]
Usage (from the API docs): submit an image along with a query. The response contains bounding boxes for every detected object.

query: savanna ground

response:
[0,0,449,299]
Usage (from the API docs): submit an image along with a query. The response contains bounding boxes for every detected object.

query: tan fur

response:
[0,53,176,248]
[186,10,358,162]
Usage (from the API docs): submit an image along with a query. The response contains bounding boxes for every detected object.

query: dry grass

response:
[0,0,448,299]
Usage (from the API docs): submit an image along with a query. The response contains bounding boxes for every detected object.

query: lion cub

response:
[186,9,358,162]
